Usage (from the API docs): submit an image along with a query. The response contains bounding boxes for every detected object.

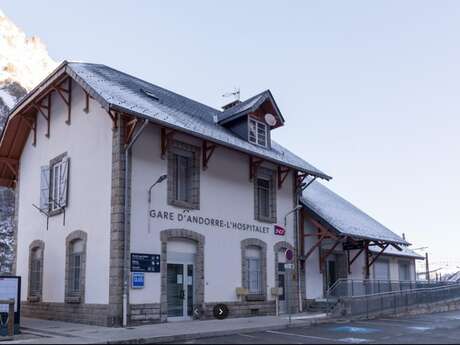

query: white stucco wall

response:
[16,82,113,304]
[129,126,297,305]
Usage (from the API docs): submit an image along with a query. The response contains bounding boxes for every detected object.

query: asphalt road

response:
[177,310,460,344]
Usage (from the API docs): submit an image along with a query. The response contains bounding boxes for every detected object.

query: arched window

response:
[69,239,84,294]
[28,240,44,302]
[65,231,87,303]
[246,246,262,294]
[241,238,267,300]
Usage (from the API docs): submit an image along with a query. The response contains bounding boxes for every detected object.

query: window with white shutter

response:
[47,153,70,215]
[39,166,50,211]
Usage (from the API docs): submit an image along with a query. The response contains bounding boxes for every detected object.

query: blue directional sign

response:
[131,272,145,289]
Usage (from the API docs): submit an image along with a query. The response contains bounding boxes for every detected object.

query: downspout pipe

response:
[123,118,149,327]
[295,176,317,313]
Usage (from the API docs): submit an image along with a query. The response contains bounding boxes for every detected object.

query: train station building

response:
[0,61,423,326]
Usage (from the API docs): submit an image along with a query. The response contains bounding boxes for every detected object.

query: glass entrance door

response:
[278,263,287,314]
[167,263,194,321]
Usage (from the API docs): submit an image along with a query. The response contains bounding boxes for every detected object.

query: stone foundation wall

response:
[128,303,161,325]
[203,301,276,319]
[21,302,110,326]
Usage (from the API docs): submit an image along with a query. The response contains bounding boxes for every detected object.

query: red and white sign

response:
[274,225,286,236]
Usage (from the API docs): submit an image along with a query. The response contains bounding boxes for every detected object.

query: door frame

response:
[167,261,195,322]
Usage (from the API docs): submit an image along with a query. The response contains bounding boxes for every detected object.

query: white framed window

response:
[256,177,270,219]
[248,118,268,147]
[175,153,192,203]
[246,246,262,294]
[48,155,69,213]
[69,240,83,294]
[167,141,200,209]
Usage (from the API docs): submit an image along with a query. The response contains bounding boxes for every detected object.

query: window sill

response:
[49,208,65,217]
[255,216,277,224]
[65,296,81,304]
[27,296,41,303]
[169,199,200,210]
[246,294,266,302]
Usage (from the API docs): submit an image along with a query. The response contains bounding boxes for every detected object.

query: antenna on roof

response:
[222,87,240,101]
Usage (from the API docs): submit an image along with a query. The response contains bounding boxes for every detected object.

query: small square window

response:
[249,119,268,147]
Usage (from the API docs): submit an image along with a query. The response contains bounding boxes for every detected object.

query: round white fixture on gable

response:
[264,113,277,126]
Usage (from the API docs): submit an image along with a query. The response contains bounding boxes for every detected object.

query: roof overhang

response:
[0,62,332,187]
[301,201,410,247]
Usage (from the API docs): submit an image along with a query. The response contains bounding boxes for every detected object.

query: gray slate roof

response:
[64,62,330,180]
[301,180,409,245]
[370,245,425,260]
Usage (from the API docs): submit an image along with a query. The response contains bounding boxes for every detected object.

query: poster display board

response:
[0,276,21,335]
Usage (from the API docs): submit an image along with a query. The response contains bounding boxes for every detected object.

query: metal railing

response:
[0,299,15,337]
[337,282,460,318]
[326,279,453,299]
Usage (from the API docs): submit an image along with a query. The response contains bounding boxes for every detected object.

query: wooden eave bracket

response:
[33,94,51,138]
[249,156,264,181]
[23,116,37,146]
[53,78,72,125]
[301,215,341,262]
[161,127,175,159]
[277,166,290,189]
[202,140,217,170]
[125,117,139,147]
[320,239,342,273]
[0,157,19,177]
[107,110,119,129]
[83,91,92,114]
[368,243,390,268]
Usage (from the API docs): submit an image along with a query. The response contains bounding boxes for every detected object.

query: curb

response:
[98,318,327,344]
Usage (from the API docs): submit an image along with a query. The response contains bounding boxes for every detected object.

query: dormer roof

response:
[218,90,284,127]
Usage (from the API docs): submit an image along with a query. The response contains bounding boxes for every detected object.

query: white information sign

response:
[0,277,19,312]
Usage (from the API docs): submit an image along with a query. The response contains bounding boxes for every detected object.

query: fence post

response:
[7,300,14,337]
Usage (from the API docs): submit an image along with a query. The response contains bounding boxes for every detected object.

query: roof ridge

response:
[69,62,222,116]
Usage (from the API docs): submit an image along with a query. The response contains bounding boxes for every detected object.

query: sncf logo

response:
[274,225,286,236]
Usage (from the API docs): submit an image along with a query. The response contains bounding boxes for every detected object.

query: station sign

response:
[274,225,286,236]
[130,253,160,273]
[131,272,145,289]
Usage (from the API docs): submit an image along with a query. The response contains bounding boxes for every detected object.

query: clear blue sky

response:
[2,0,459,268]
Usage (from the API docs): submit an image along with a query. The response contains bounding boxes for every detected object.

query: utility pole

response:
[426,252,430,282]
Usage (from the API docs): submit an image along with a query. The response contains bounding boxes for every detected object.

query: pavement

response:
[2,312,327,344]
[178,310,460,344]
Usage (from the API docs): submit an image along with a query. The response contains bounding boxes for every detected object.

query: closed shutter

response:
[40,166,50,210]
[374,260,390,280]
[59,157,70,207]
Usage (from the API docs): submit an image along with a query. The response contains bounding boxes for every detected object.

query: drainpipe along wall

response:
[123,118,149,327]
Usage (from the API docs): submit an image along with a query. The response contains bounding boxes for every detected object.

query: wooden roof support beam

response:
[303,234,325,261]
[348,247,365,274]
[277,166,290,189]
[54,78,72,125]
[249,156,264,181]
[368,243,390,268]
[307,216,340,241]
[160,127,175,159]
[84,91,90,113]
[125,117,139,147]
[320,239,342,273]
[22,116,37,146]
[202,140,216,171]
[33,93,51,138]
[0,178,15,188]
[107,110,119,129]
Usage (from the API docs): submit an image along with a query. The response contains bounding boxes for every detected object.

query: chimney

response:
[222,99,241,111]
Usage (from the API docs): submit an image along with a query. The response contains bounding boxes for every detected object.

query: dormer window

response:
[249,118,268,147]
